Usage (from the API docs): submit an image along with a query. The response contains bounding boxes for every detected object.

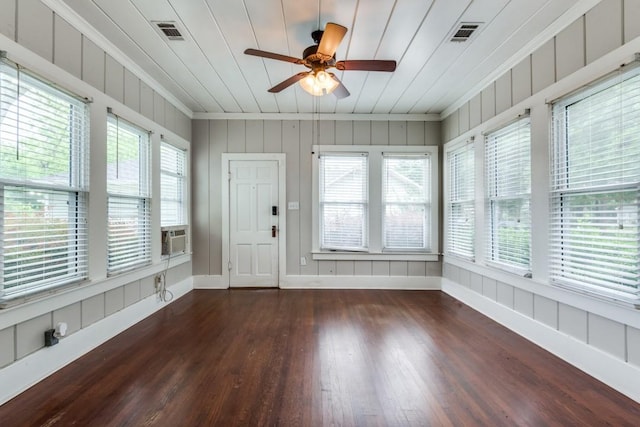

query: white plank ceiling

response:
[57,0,593,115]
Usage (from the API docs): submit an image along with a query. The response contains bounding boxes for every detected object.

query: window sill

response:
[312,251,440,262]
[484,260,531,278]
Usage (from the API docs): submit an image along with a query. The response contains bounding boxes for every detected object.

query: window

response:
[446,141,475,259]
[319,153,368,250]
[551,66,640,299]
[0,58,89,299]
[106,113,151,274]
[160,142,187,227]
[383,154,430,250]
[313,145,438,258]
[485,117,531,271]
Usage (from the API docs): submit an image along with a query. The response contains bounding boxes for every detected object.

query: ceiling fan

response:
[244,22,396,98]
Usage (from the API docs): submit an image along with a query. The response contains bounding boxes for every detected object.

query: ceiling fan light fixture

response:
[299,70,339,96]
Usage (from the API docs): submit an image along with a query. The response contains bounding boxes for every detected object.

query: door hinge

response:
[228,261,232,271]
[228,171,232,182]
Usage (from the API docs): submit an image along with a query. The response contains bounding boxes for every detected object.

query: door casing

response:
[221,153,286,288]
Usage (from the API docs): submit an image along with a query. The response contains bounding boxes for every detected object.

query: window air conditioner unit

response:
[161,225,188,255]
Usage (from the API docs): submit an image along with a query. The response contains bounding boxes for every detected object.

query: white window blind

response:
[0,58,89,299]
[551,66,640,299]
[160,142,186,227]
[485,117,531,271]
[319,153,368,250]
[446,142,475,259]
[106,113,151,274]
[383,154,430,250]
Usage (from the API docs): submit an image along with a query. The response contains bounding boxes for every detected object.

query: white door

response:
[229,160,279,287]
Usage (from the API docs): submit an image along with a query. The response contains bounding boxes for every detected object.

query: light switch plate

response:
[288,201,299,210]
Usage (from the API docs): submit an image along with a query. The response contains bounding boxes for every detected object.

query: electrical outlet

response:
[300,256,307,266]
[154,274,163,289]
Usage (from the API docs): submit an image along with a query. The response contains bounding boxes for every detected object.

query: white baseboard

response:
[442,278,640,404]
[192,275,227,289]
[0,278,193,406]
[192,274,441,290]
[280,275,442,290]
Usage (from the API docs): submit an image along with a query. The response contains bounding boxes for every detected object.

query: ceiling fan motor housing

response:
[303,44,336,68]
[303,44,318,60]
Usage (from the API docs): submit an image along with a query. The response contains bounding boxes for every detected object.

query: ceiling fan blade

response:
[335,60,397,72]
[268,72,309,93]
[330,74,350,99]
[317,23,347,58]
[244,48,303,64]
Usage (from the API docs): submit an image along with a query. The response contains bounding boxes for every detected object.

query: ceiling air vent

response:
[152,21,184,41]
[450,23,481,42]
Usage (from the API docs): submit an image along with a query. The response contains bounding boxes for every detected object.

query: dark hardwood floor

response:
[1,289,639,426]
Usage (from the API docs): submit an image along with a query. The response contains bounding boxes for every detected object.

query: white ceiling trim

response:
[42,0,194,118]
[440,0,602,119]
[192,113,441,121]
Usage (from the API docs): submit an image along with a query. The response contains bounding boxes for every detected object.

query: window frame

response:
[550,65,640,300]
[160,141,188,227]
[0,58,90,301]
[445,140,475,261]
[312,144,439,261]
[382,153,432,252]
[318,152,369,251]
[484,116,532,274]
[106,113,152,275]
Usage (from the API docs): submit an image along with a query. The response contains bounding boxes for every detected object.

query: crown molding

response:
[192,112,441,121]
